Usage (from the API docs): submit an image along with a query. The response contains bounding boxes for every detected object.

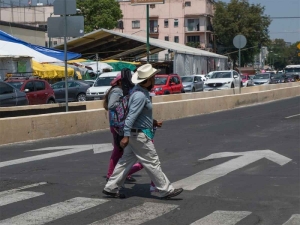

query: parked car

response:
[203,70,242,91]
[6,77,55,105]
[83,80,95,87]
[252,73,271,85]
[0,81,28,107]
[86,71,122,101]
[197,74,207,81]
[181,75,204,92]
[51,80,90,102]
[205,71,216,80]
[285,74,298,82]
[241,74,254,87]
[151,74,185,95]
[270,73,287,84]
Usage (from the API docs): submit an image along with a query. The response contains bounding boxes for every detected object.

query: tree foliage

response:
[267,39,300,69]
[213,0,271,67]
[77,0,123,33]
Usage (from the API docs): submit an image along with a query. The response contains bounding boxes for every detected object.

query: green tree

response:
[213,0,271,68]
[77,0,123,33]
[267,40,300,69]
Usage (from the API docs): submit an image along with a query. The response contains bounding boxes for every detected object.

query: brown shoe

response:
[161,188,183,199]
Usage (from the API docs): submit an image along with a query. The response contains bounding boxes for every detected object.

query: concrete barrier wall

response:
[1,83,299,113]
[1,85,299,145]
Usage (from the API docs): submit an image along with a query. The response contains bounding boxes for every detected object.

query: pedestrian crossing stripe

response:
[0,191,44,207]
[0,197,108,225]
[0,184,299,225]
[282,214,300,225]
[190,210,252,225]
[0,182,47,207]
[89,202,178,225]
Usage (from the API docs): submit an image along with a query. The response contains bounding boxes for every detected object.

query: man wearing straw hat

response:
[103,64,183,199]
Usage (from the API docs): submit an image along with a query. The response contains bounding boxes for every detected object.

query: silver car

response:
[252,73,271,85]
[181,75,204,92]
[0,81,28,107]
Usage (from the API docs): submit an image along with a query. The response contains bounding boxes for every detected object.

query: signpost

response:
[47,0,84,112]
[131,0,165,63]
[233,34,247,94]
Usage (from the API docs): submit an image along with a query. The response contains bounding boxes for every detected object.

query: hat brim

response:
[131,69,161,84]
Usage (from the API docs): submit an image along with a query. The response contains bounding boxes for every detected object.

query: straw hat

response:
[110,73,122,86]
[131,64,160,84]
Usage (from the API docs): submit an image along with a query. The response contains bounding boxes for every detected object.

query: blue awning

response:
[0,30,81,61]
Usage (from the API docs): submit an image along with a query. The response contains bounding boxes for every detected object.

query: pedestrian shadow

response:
[123,183,184,201]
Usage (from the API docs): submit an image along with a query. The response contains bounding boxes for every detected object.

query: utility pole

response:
[146,5,150,63]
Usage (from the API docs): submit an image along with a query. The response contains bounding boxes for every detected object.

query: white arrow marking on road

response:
[173,150,292,190]
[190,210,252,225]
[282,214,300,225]
[0,144,112,169]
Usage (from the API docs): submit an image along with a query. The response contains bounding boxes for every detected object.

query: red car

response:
[6,77,56,105]
[151,74,185,95]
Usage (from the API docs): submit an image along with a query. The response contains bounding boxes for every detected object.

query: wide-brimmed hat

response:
[110,73,122,86]
[131,64,160,84]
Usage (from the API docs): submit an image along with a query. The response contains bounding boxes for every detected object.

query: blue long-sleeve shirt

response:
[123,84,153,136]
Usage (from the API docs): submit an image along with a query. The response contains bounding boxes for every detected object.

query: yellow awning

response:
[32,61,74,79]
[68,58,88,63]
[101,59,141,65]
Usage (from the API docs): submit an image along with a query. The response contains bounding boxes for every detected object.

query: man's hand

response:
[153,119,163,128]
[120,136,129,149]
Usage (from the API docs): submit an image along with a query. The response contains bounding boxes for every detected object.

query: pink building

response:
[117,0,215,55]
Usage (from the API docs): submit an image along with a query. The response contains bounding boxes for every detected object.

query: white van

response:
[86,71,120,101]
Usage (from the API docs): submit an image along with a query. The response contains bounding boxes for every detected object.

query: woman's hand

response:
[120,136,129,149]
[153,119,163,128]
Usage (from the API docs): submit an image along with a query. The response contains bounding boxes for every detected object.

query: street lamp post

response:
[48,13,53,48]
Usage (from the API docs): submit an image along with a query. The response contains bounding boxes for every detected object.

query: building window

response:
[165,54,169,61]
[174,36,179,43]
[149,53,158,62]
[165,36,169,41]
[53,41,58,46]
[174,19,178,27]
[185,1,191,7]
[187,36,200,43]
[164,19,168,28]
[132,20,140,29]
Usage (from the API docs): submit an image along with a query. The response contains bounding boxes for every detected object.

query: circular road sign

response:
[233,35,247,49]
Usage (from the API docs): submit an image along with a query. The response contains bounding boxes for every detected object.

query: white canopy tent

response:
[0,40,61,63]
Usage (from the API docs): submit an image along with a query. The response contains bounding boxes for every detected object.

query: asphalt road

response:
[0,97,299,225]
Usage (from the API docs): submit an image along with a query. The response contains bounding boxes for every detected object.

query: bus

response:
[284,65,300,81]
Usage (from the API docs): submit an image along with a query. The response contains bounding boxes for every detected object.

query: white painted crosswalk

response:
[190,210,252,225]
[282,214,300,225]
[0,182,46,207]
[0,191,44,207]
[89,202,178,225]
[0,197,107,225]
[0,183,299,225]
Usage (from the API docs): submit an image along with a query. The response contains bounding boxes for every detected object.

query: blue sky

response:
[2,0,300,43]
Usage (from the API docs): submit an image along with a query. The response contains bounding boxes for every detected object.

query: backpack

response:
[112,68,135,136]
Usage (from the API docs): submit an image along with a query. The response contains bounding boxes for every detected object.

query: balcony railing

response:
[149,26,159,33]
[185,25,214,32]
